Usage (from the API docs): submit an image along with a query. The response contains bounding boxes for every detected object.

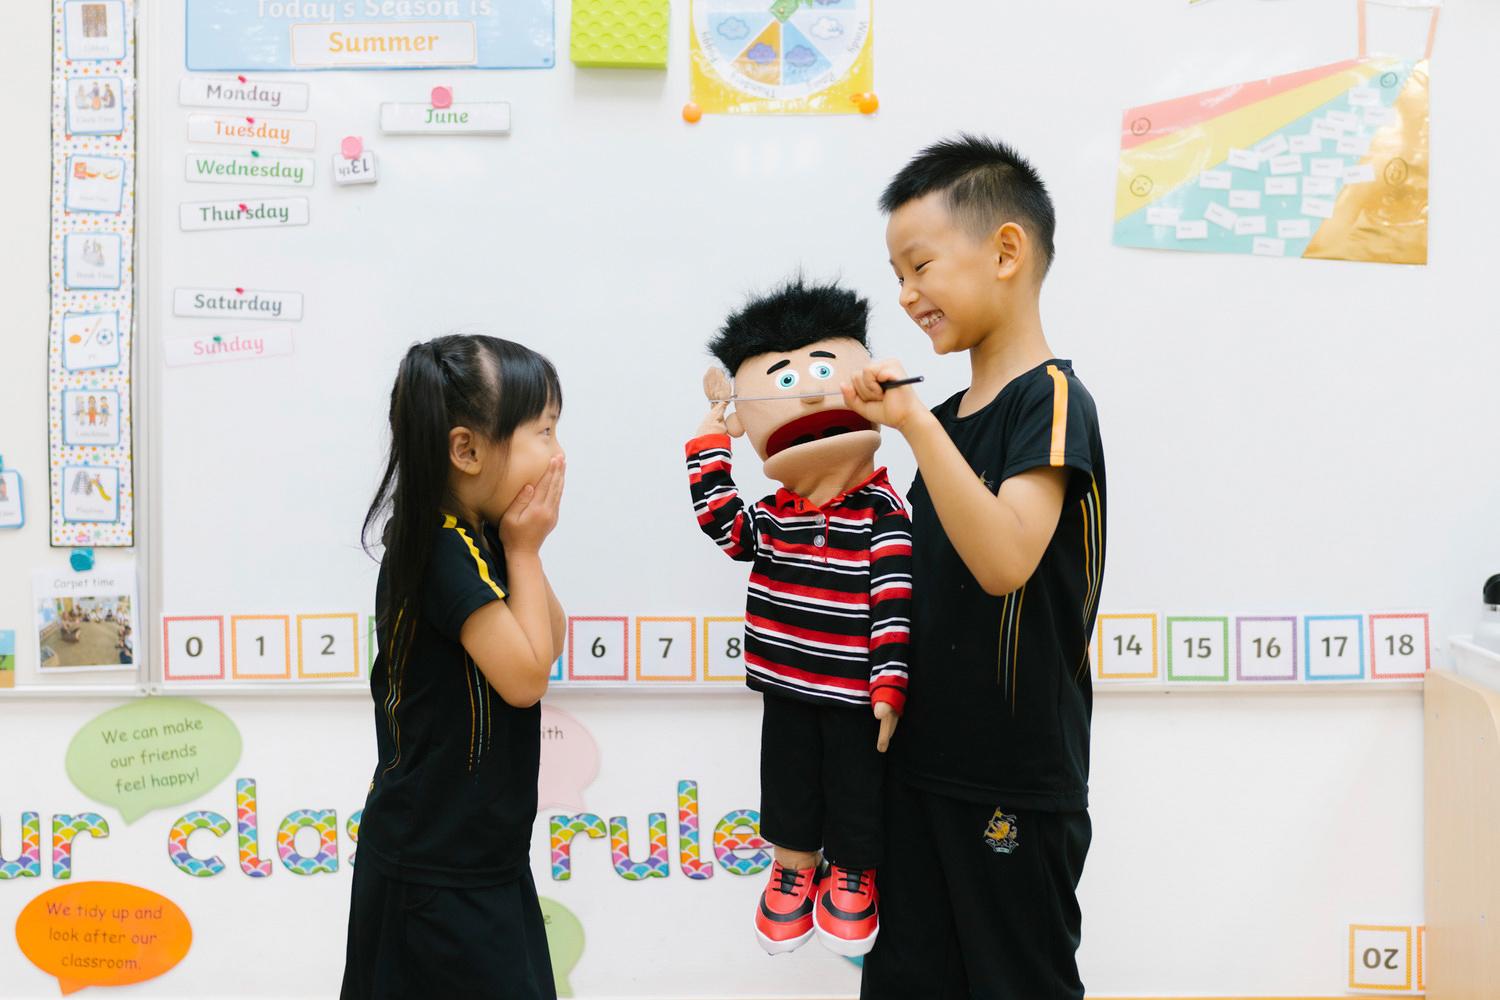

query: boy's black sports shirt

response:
[896,359,1106,811]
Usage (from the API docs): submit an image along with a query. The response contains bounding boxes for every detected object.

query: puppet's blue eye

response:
[777,371,799,390]
[810,363,834,380]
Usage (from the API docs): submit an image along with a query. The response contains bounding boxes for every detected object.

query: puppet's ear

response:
[725,409,746,438]
[703,366,732,403]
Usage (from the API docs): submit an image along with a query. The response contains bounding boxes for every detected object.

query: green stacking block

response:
[571,0,670,69]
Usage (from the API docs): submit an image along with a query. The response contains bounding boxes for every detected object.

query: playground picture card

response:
[0,470,24,529]
[67,76,125,134]
[63,233,122,290]
[60,464,121,524]
[64,1,126,60]
[62,390,122,447]
[61,311,122,372]
[33,568,137,673]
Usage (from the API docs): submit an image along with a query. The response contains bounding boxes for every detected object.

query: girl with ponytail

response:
[342,334,566,1000]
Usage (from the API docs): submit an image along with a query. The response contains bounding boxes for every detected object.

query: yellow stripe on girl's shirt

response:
[443,514,507,600]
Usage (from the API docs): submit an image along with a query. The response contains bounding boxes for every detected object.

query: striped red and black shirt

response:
[686,433,913,712]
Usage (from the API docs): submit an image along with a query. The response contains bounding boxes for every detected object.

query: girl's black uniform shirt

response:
[357,516,541,886]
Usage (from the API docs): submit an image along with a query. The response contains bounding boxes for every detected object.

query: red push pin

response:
[341,136,363,159]
[430,86,453,109]
[237,75,247,83]
[245,116,256,124]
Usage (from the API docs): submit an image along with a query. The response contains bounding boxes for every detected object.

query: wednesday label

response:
[185,152,314,187]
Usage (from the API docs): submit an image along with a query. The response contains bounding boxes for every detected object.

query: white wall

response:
[4,0,1500,997]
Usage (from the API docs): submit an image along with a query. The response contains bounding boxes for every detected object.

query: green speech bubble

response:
[66,698,242,823]
[539,897,585,997]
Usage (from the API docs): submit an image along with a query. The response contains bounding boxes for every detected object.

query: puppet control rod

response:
[719,376,926,403]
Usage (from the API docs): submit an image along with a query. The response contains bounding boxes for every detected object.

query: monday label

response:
[179,76,310,112]
[173,288,303,321]
[186,113,316,150]
[185,152,314,187]
[179,198,310,231]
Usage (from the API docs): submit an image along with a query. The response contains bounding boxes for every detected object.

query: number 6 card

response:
[568,616,629,681]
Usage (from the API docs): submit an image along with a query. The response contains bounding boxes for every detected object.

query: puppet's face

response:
[726,337,881,485]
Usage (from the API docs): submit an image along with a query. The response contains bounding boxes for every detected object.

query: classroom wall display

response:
[49,0,136,547]
[570,0,670,69]
[0,463,25,529]
[1093,611,1431,684]
[15,882,191,993]
[183,0,557,71]
[0,630,15,688]
[1113,0,1435,265]
[689,0,874,114]
[33,569,139,674]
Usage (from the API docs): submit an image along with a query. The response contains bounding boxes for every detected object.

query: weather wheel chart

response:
[690,0,873,114]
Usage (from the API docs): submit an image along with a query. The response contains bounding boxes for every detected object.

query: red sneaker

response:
[754,861,821,955]
[815,863,878,956]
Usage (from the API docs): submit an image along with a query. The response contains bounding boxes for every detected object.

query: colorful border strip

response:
[49,0,136,546]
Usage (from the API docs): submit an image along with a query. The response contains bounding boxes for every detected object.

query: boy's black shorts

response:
[759,692,886,868]
[861,775,1090,1000]
[341,861,556,1000]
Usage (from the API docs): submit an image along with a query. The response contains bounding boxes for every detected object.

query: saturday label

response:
[163,328,294,367]
[173,288,303,321]
[379,101,511,134]
[186,113,316,149]
[179,198,310,231]
[179,76,310,112]
[185,152,314,187]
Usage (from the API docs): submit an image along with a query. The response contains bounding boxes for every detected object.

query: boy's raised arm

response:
[844,359,1068,597]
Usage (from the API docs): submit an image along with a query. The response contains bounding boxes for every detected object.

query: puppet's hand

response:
[697,400,730,437]
[874,700,899,753]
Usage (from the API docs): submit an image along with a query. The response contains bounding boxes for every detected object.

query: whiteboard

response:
[88,0,1500,996]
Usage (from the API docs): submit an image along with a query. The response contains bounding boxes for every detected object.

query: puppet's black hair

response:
[708,276,870,375]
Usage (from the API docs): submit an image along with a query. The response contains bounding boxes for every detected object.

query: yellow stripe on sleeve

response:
[443,514,507,600]
[1046,364,1069,467]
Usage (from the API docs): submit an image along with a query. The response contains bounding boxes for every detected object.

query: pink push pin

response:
[430,85,453,109]
[341,135,363,159]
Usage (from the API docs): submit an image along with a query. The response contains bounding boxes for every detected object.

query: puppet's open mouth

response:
[765,409,872,458]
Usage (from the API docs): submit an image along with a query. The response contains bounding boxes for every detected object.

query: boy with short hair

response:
[844,135,1107,999]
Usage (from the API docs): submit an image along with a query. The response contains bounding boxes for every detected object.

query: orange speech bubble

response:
[15,882,191,995]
